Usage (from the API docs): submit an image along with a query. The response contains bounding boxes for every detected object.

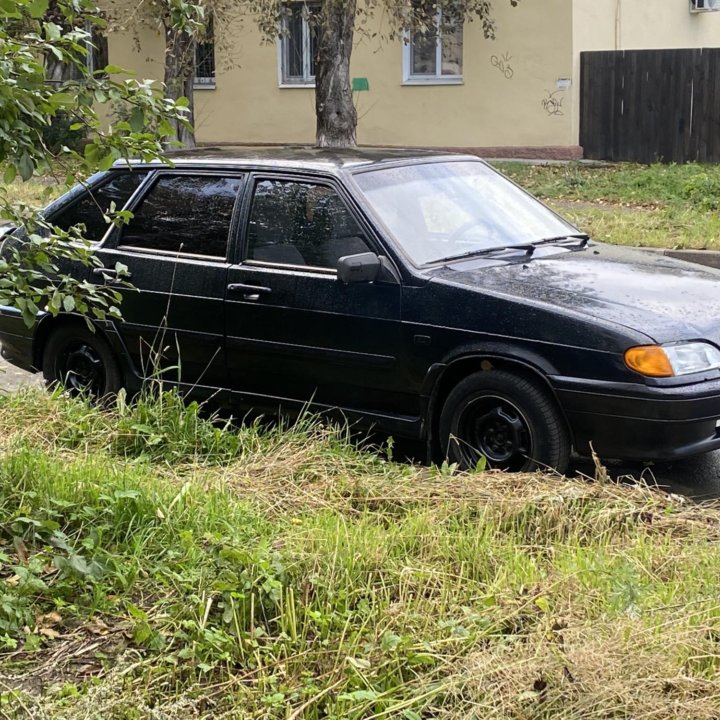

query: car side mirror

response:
[337,252,381,284]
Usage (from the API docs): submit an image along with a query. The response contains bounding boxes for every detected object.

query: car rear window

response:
[50,171,148,243]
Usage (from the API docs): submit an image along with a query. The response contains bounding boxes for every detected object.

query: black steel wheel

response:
[439,369,570,473]
[42,324,122,399]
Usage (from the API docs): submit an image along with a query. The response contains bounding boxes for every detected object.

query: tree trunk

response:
[163,22,196,149]
[314,0,357,148]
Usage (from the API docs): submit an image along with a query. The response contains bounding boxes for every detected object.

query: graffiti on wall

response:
[490,52,514,79]
[541,89,564,116]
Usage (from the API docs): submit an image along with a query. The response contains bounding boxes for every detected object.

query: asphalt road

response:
[3,350,720,500]
[0,353,42,393]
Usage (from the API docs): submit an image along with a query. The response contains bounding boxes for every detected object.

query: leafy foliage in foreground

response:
[0,0,192,325]
[1,389,720,718]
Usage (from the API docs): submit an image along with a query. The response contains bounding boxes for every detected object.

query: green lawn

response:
[494,161,720,250]
[2,389,720,718]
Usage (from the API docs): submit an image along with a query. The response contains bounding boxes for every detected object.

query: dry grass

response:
[2,389,720,719]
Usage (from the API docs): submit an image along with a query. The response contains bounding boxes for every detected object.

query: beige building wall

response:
[571,0,720,144]
[107,1,577,151]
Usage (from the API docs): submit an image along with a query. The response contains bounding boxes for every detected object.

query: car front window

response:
[354,160,578,265]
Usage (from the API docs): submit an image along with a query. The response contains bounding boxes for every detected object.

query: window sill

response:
[278,82,315,89]
[402,77,464,86]
[193,82,216,90]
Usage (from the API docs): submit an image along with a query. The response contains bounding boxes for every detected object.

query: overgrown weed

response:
[1,389,720,718]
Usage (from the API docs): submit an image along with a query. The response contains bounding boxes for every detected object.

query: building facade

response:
[106,1,720,156]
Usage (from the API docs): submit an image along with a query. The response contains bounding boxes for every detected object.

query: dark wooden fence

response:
[580,48,720,163]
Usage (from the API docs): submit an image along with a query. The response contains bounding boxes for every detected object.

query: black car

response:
[2,147,720,474]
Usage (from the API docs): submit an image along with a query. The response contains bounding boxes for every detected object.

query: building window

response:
[279,2,320,86]
[84,21,108,76]
[403,2,463,84]
[195,16,216,87]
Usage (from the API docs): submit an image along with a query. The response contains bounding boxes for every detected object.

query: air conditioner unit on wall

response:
[690,0,720,13]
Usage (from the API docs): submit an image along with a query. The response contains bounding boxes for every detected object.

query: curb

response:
[639,248,720,270]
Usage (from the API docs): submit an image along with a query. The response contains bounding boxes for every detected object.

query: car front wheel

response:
[439,369,570,474]
[42,324,123,400]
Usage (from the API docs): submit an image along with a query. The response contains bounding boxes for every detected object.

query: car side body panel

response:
[2,148,720,467]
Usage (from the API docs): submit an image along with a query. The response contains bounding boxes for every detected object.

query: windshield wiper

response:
[431,244,537,265]
[532,233,590,248]
[430,234,591,266]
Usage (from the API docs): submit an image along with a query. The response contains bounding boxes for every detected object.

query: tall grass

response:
[1,389,720,718]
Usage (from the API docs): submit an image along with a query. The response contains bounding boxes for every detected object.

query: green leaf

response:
[0,0,21,16]
[18,152,33,181]
[49,92,75,108]
[3,164,16,184]
[62,296,75,313]
[103,64,125,74]
[44,22,62,41]
[84,143,100,163]
[381,631,401,652]
[27,0,50,19]
[98,152,117,171]
[128,106,144,133]
[534,595,551,613]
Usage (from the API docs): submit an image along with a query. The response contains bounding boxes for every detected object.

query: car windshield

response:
[354,160,579,265]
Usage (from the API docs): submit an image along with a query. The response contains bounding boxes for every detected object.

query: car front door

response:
[94,171,245,390]
[224,174,417,425]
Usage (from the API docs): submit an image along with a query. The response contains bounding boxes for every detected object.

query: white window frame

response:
[402,8,463,86]
[278,3,318,88]
[84,20,96,74]
[194,16,216,90]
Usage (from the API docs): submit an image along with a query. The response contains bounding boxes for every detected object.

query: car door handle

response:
[227,283,272,301]
[92,267,131,280]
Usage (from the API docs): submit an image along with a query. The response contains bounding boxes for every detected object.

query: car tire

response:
[42,324,123,400]
[439,369,571,474]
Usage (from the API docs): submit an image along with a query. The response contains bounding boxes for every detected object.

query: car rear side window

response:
[246,179,370,268]
[50,171,147,243]
[119,174,243,258]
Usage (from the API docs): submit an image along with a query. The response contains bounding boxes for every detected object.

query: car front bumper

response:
[552,375,720,461]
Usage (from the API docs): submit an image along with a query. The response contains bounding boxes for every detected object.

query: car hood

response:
[430,244,720,345]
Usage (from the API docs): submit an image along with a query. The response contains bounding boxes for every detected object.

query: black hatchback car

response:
[2,147,720,474]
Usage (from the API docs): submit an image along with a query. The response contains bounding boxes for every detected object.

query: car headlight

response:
[625,342,720,378]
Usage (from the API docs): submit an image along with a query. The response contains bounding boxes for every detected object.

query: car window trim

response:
[112,244,229,263]
[235,170,380,274]
[111,169,247,261]
[242,258,336,275]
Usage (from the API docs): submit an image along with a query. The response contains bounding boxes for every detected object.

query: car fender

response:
[422,342,572,458]
[33,314,143,393]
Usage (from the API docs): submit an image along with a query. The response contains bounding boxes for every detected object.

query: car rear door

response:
[224,173,417,425]
[93,170,245,390]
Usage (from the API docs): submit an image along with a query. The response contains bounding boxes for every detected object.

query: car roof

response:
[113,145,477,174]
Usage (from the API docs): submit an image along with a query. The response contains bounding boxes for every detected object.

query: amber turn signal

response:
[624,346,674,378]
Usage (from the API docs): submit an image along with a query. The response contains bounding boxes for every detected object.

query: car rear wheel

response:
[42,324,122,400]
[439,369,570,474]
